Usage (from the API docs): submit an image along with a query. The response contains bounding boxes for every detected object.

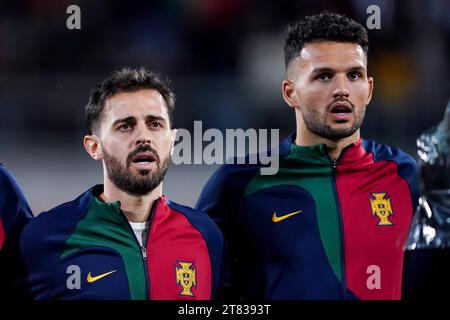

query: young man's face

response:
[95,89,176,196]
[283,41,373,141]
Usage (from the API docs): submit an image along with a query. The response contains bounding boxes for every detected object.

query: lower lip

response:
[330,112,352,121]
[131,161,156,170]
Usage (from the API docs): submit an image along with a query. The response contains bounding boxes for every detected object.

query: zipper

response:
[140,247,147,260]
[141,198,160,300]
[118,197,160,300]
[328,156,347,299]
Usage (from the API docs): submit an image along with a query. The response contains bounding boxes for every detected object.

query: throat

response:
[122,210,150,223]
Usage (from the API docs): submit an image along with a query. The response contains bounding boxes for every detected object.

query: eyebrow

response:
[112,116,136,127]
[145,115,166,123]
[111,114,167,127]
[311,66,366,75]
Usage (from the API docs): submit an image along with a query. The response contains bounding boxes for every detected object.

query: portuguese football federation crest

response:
[176,261,196,297]
[370,192,394,226]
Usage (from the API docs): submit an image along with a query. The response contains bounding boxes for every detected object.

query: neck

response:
[101,178,163,223]
[295,120,360,160]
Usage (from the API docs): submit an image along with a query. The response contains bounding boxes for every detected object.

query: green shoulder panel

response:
[61,197,147,300]
[243,143,343,281]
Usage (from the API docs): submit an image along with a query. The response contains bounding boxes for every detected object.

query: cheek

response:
[352,83,371,105]
[297,85,329,108]
[154,137,174,157]
[103,139,128,158]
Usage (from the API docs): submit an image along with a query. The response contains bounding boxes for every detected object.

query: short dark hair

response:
[85,67,175,134]
[284,12,369,68]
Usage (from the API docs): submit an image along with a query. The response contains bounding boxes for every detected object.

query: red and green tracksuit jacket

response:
[19,185,223,300]
[196,134,419,300]
[0,164,33,298]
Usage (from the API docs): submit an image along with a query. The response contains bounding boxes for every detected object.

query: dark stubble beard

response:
[102,145,171,196]
[300,102,366,141]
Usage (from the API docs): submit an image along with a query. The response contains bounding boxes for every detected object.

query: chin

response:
[330,122,354,130]
[128,168,150,177]
[137,169,151,176]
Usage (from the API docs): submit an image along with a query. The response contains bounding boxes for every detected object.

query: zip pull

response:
[140,246,148,260]
[331,159,338,169]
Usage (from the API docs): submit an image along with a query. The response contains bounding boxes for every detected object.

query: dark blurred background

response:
[0,0,449,214]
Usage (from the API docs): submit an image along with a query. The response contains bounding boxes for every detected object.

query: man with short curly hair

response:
[197,12,419,300]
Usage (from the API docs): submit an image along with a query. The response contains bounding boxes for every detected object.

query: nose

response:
[332,74,350,99]
[136,136,151,145]
[135,123,152,146]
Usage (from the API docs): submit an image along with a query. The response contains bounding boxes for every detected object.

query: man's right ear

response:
[83,135,103,161]
[282,79,299,109]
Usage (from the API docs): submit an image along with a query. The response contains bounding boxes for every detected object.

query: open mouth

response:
[329,102,353,121]
[131,152,157,166]
[330,102,352,114]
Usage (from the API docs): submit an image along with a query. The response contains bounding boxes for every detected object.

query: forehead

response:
[294,41,367,73]
[103,89,168,122]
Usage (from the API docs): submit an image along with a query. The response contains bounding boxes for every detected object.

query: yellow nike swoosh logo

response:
[87,270,117,283]
[272,210,302,223]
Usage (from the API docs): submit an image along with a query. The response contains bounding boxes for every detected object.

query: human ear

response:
[282,79,299,109]
[83,135,103,161]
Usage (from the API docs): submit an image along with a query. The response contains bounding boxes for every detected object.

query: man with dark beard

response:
[18,68,223,300]
[196,12,419,300]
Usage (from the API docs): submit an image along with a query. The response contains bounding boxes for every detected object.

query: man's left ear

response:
[170,128,177,156]
[367,76,374,104]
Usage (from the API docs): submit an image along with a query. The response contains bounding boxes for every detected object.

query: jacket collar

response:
[88,184,166,222]
[281,132,367,165]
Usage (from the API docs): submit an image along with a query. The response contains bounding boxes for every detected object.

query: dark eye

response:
[118,123,133,131]
[150,121,163,129]
[348,71,362,80]
[317,73,331,81]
